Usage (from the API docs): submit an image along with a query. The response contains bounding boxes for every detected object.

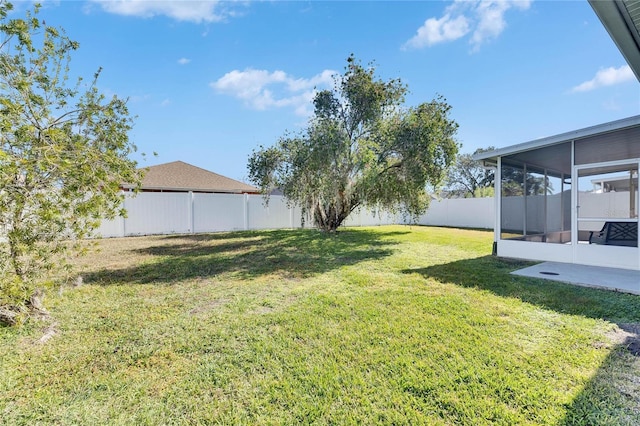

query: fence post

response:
[244,193,249,230]
[189,191,194,234]
[122,191,128,237]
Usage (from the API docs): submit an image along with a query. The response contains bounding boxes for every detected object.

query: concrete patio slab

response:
[512,262,640,295]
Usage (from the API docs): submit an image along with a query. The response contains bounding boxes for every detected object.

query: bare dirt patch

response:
[607,323,640,356]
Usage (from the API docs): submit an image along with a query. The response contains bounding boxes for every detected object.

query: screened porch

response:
[477,116,640,271]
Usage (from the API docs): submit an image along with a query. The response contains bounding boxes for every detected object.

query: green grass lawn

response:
[1,225,639,425]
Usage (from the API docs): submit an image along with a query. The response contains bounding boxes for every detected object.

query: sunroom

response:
[474,115,640,271]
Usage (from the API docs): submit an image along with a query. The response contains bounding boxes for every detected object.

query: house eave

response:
[473,114,640,162]
[120,185,257,194]
[589,0,640,81]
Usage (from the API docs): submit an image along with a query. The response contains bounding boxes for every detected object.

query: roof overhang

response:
[473,114,640,164]
[589,0,640,81]
[120,184,257,194]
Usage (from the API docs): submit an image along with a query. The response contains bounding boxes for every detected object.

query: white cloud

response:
[470,1,509,49]
[160,98,171,107]
[403,0,532,51]
[87,0,240,23]
[210,68,336,116]
[470,0,531,50]
[403,14,470,49]
[177,58,190,65]
[571,65,635,92]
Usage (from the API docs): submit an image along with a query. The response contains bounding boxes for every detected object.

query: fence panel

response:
[124,192,191,235]
[193,193,246,233]
[95,215,124,238]
[416,198,494,229]
[343,208,400,227]
[94,192,500,238]
[247,195,299,230]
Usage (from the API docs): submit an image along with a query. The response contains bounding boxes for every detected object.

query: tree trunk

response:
[313,199,351,232]
[0,289,48,326]
[28,288,47,316]
[0,306,20,326]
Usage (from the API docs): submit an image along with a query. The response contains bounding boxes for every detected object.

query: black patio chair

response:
[589,221,638,247]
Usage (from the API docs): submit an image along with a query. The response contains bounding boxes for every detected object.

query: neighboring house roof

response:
[124,161,259,194]
[590,0,640,81]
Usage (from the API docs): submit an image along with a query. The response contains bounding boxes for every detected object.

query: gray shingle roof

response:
[128,161,258,193]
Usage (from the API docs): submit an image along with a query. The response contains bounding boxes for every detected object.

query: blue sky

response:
[9,0,640,182]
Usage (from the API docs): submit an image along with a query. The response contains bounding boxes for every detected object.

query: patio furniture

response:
[589,221,638,247]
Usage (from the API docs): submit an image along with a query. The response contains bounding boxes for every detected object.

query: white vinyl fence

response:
[95,192,402,238]
[415,197,494,229]
[8,192,630,240]
[416,192,635,233]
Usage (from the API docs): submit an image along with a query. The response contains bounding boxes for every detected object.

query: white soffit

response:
[589,0,640,81]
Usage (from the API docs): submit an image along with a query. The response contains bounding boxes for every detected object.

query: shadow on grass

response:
[560,333,640,425]
[404,255,640,323]
[84,228,405,285]
[405,256,640,424]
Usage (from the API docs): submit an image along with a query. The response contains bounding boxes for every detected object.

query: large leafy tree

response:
[444,147,495,198]
[0,2,142,324]
[501,165,550,197]
[248,56,459,232]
